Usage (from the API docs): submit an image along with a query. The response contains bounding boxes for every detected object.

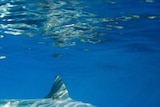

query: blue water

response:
[0,0,160,107]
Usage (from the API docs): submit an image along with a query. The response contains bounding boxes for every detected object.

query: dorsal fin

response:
[45,75,69,100]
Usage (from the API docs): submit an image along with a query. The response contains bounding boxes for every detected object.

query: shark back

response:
[0,75,96,107]
[45,75,69,100]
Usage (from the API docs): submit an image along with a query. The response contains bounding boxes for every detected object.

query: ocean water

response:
[0,0,160,107]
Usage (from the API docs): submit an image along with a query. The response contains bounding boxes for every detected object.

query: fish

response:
[0,75,96,107]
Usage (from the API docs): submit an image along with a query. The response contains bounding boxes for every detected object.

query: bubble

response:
[0,56,6,60]
[0,35,4,38]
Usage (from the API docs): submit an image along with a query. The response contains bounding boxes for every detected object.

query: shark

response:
[0,75,96,107]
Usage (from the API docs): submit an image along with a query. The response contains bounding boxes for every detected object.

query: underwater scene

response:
[0,0,160,107]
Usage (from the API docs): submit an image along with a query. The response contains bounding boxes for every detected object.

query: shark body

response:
[0,76,95,107]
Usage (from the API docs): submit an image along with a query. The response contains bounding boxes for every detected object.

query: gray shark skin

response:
[0,76,96,107]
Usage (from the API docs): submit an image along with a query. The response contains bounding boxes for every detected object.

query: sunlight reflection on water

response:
[0,0,159,47]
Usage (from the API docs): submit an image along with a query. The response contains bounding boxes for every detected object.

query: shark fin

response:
[45,75,69,100]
